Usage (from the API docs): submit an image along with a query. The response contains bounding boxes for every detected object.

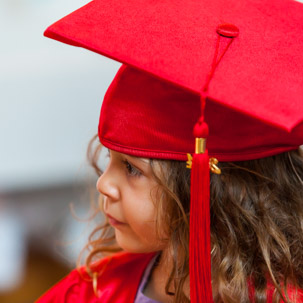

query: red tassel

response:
[189,150,213,303]
[188,24,236,302]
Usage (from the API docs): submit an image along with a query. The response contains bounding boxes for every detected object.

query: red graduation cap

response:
[44,0,303,302]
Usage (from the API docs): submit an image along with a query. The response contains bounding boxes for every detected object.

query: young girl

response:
[86,141,303,303]
[38,0,303,302]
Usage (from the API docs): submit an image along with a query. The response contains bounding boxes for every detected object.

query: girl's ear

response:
[298,145,303,157]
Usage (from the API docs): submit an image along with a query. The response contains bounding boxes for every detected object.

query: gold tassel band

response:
[195,138,206,154]
[187,138,221,174]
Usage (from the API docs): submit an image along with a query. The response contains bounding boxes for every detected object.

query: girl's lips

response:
[106,213,126,226]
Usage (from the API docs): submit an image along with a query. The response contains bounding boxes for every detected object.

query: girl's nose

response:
[96,170,120,201]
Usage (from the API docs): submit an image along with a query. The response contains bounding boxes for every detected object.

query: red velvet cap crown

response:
[99,64,303,162]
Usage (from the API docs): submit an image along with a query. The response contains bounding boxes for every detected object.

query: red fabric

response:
[35,251,303,302]
[98,65,303,162]
[44,0,303,131]
[190,152,213,303]
[35,251,156,303]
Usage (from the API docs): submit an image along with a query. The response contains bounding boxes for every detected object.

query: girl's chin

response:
[114,229,165,253]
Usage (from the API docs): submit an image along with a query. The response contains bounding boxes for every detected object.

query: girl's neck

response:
[143,250,190,303]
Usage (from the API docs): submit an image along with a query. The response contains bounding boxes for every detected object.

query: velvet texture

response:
[44,0,303,131]
[36,252,156,303]
[99,65,302,162]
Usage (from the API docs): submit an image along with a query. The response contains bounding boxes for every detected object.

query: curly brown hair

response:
[82,135,303,303]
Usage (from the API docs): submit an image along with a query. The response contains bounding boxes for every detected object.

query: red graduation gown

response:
[35,251,156,303]
[36,251,303,303]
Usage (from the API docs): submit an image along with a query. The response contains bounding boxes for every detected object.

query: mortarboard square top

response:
[44,0,303,161]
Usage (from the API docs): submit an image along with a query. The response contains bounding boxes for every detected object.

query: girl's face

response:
[96,149,166,253]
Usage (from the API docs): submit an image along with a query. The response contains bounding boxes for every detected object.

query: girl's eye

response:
[123,160,142,177]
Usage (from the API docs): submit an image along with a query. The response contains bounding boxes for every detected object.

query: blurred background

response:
[0,0,120,302]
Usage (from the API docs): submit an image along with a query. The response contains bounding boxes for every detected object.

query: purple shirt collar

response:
[134,253,162,303]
